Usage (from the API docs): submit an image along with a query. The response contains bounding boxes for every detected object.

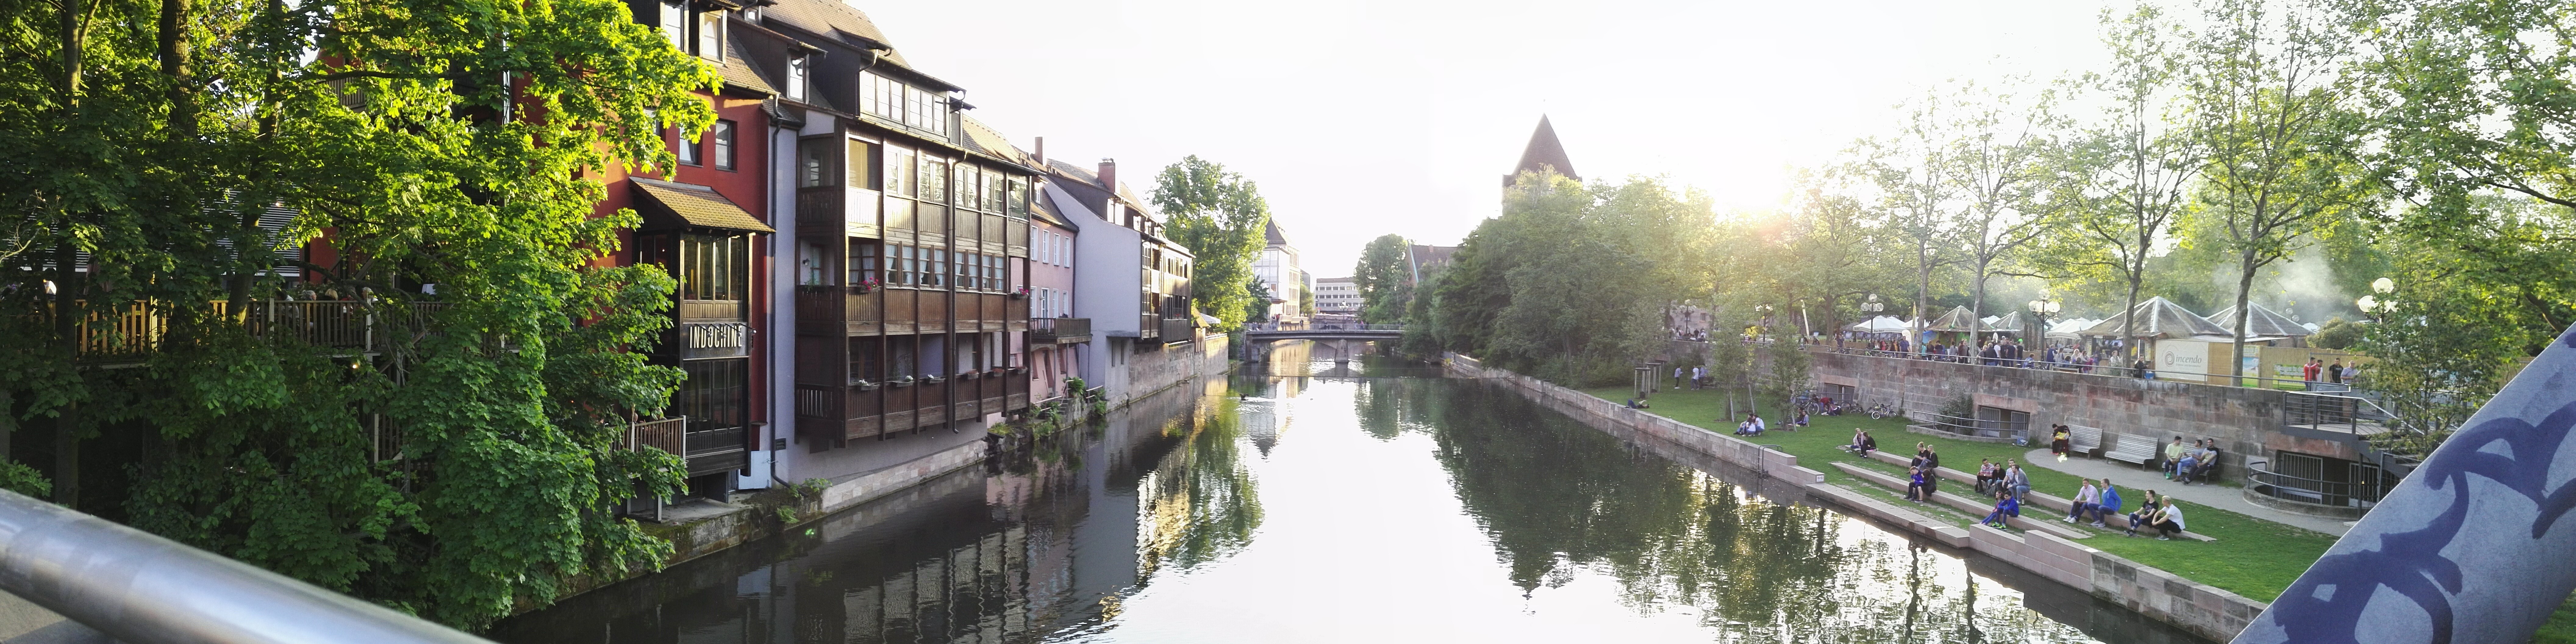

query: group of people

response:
[1904,443,1944,503]
[2301,357,2360,391]
[1733,413,1769,436]
[2162,437,2222,485]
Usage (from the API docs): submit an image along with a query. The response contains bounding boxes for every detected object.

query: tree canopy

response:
[1150,156,1271,332]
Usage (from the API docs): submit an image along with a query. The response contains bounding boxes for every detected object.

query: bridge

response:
[1242,324,1404,342]
[1240,324,1403,363]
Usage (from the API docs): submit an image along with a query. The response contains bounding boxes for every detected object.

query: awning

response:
[631,177,774,234]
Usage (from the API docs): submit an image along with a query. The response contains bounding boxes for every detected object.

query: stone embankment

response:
[1443,353,2266,643]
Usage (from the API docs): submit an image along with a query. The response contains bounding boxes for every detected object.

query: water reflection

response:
[492,365,2206,644]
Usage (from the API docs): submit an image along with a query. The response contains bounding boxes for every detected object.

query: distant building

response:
[1252,221,1306,324]
[1039,154,1219,409]
[1315,277,1360,314]
[1406,244,1458,284]
[1503,115,1579,187]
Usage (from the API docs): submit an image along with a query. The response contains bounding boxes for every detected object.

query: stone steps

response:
[1858,450,2214,541]
[1828,462,2095,541]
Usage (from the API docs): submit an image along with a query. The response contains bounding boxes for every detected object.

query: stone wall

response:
[1444,353,1826,485]
[1111,335,1231,410]
[1802,347,2282,482]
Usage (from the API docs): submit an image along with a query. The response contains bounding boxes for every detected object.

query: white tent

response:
[1847,316,1910,334]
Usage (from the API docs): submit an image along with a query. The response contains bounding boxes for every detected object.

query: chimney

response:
[1032,137,1046,166]
[1097,158,1117,191]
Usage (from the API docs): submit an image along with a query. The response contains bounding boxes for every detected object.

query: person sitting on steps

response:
[2065,478,2100,524]
[1843,429,1876,456]
[2148,500,2186,540]
[1906,466,1930,503]
[1981,487,2020,528]
[2091,480,2122,528]
[2124,490,2164,537]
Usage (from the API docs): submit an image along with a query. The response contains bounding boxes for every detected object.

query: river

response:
[492,349,2209,644]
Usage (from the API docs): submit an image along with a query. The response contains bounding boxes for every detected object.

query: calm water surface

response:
[493,350,2209,644]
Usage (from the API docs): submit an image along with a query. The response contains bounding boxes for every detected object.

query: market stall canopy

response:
[2045,318,2098,340]
[1847,316,1910,333]
[2208,302,2312,338]
[2080,297,2230,339]
[1923,306,1982,332]
[1981,313,2029,334]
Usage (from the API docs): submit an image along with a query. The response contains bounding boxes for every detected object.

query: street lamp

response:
[2358,278,2397,321]
[1862,294,1884,314]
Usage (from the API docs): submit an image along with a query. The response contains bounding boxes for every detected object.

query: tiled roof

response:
[760,0,911,68]
[959,117,1031,167]
[631,177,775,233]
[717,37,775,95]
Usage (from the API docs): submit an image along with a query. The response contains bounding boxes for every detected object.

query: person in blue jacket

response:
[2091,480,2123,528]
[1981,488,2020,528]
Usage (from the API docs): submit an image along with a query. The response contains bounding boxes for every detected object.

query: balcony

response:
[68,299,455,363]
[617,417,747,478]
[1158,317,1195,343]
[797,369,1029,442]
[1032,317,1091,344]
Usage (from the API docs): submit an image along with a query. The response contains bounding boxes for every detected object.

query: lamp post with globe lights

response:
[2357,277,2397,322]
[2028,298,2060,358]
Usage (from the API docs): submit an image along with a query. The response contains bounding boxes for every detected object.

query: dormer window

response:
[658,1,687,51]
[696,10,722,60]
[785,54,808,101]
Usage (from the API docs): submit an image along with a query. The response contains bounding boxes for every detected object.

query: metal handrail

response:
[2245,460,2396,507]
[1795,342,2363,391]
[0,489,493,644]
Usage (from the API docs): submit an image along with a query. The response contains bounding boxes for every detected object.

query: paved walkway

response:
[2020,449,2355,536]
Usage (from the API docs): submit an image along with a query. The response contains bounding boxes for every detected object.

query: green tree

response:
[1942,78,2066,348]
[2184,0,2374,385]
[1428,171,1706,385]
[1243,279,1273,325]
[1353,234,1412,324]
[1856,93,1968,354]
[1,0,711,628]
[1150,156,1272,333]
[2038,4,2202,357]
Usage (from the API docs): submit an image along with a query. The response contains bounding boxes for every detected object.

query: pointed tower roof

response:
[1504,116,1579,186]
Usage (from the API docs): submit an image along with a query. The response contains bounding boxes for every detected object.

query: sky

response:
[853,0,2135,276]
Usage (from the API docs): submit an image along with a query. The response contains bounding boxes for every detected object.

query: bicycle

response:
[1868,402,1897,420]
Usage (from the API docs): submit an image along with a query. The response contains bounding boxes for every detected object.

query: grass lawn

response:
[1587,383,2333,602]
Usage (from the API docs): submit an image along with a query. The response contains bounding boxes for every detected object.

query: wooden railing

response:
[625,417,686,456]
[64,300,454,361]
[1031,317,1089,343]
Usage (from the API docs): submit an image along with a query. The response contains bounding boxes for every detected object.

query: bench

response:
[2105,434,2159,467]
[2067,425,2103,457]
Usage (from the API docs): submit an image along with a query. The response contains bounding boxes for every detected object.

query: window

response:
[924,249,947,287]
[1008,178,1029,216]
[675,127,700,166]
[986,172,1007,212]
[884,146,915,196]
[696,10,721,59]
[848,240,879,286]
[659,1,687,51]
[920,158,947,203]
[709,120,734,170]
[797,240,826,285]
[678,235,747,301]
[957,165,981,211]
[884,244,915,285]
[987,254,1005,291]
[676,360,747,431]
[845,139,878,189]
[785,55,808,101]
[954,252,975,291]
[796,138,832,188]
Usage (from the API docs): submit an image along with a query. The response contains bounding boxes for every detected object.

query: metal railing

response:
[2246,460,2399,508]
[1031,317,1090,342]
[0,489,494,643]
[1794,341,2361,391]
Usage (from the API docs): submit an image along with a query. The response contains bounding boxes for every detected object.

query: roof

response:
[630,177,774,233]
[1923,306,1980,331]
[1505,116,1579,186]
[2080,297,2230,339]
[958,116,1036,169]
[1316,276,1354,284]
[759,0,911,68]
[1044,158,1153,215]
[717,36,776,96]
[2208,302,2312,337]
[1265,220,1289,246]
[1847,316,1909,333]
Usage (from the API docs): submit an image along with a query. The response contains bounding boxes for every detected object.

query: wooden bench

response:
[2067,425,2103,457]
[2105,434,2160,467]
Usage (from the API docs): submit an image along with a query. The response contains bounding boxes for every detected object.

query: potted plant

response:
[960,370,982,380]
[1008,365,1029,375]
[853,379,881,391]
[923,374,945,384]
[854,276,880,294]
[1010,285,1030,299]
[892,375,916,387]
